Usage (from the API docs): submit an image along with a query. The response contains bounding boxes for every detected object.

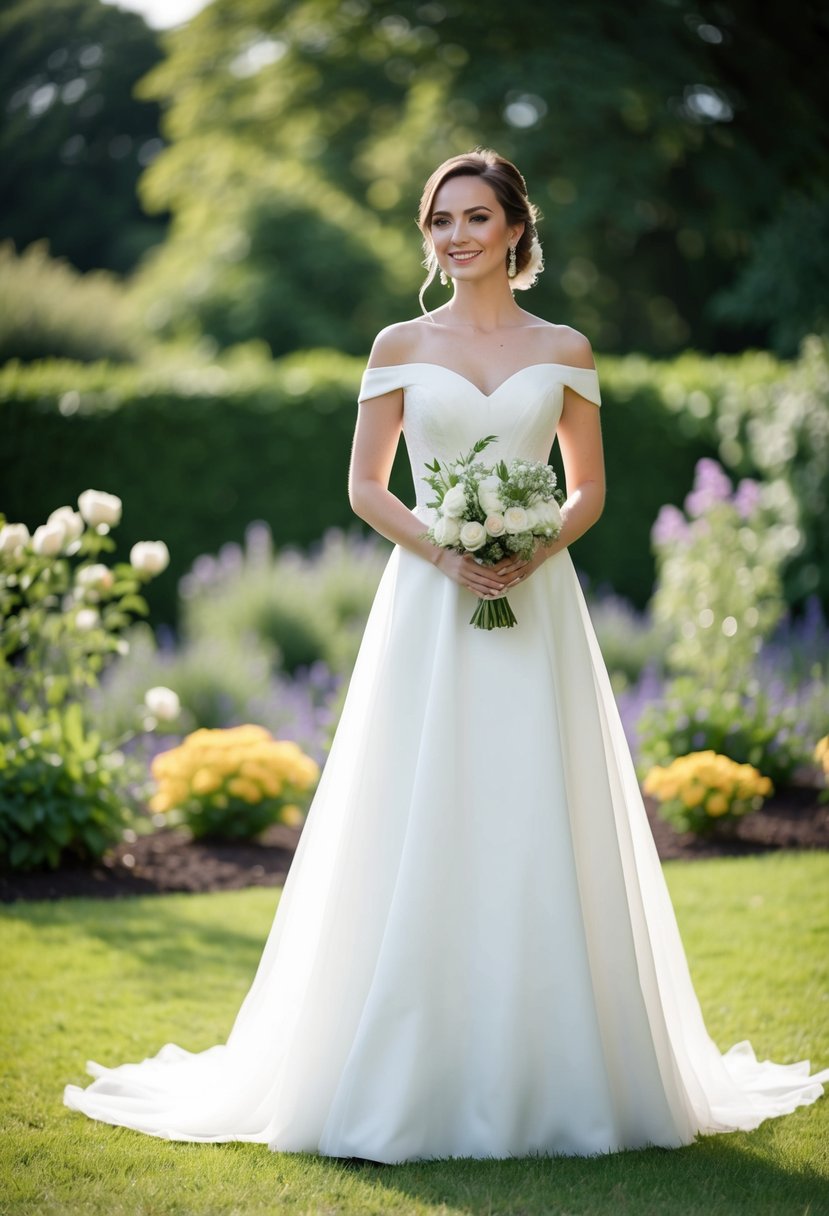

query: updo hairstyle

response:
[417,148,544,312]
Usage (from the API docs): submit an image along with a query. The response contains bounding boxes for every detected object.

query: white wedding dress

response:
[64,362,829,1162]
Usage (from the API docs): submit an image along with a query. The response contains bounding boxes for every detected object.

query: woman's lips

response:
[449,250,482,263]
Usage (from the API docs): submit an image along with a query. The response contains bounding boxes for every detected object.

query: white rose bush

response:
[0,489,175,870]
[422,435,564,629]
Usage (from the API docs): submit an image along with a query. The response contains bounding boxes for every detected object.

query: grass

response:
[1,851,827,1216]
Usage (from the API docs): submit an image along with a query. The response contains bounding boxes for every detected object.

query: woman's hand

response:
[434,549,550,598]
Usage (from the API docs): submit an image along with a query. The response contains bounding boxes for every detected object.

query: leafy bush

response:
[649,457,790,685]
[149,724,319,840]
[643,750,773,836]
[636,460,826,788]
[0,703,142,870]
[0,491,169,870]
[0,241,141,364]
[637,676,810,787]
[2,338,827,623]
[180,523,390,676]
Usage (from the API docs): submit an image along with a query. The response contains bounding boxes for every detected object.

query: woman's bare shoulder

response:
[520,315,595,369]
[366,317,434,369]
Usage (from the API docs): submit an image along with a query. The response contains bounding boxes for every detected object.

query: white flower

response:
[0,522,31,555]
[75,607,100,631]
[534,499,563,531]
[459,521,487,551]
[130,540,170,576]
[503,506,529,534]
[32,521,67,556]
[442,484,467,518]
[48,505,85,543]
[78,489,122,528]
[144,685,181,721]
[432,516,461,546]
[76,563,114,592]
[484,513,506,537]
[477,475,503,515]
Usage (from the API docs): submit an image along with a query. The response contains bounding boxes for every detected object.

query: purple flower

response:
[684,458,733,518]
[733,478,762,520]
[651,504,689,546]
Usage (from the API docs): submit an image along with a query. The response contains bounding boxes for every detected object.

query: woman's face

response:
[429,175,523,285]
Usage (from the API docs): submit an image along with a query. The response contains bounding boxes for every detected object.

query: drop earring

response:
[439,268,449,286]
[508,245,517,279]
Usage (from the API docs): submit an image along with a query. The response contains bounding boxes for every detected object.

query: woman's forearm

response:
[541,479,606,561]
[349,480,445,567]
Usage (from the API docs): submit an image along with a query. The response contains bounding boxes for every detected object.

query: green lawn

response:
[1,851,828,1216]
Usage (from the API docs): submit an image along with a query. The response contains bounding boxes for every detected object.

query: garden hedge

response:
[2,339,825,629]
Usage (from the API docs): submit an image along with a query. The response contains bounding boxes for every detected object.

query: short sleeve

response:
[357,366,406,403]
[561,366,601,406]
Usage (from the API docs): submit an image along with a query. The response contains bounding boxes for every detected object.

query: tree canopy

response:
[131,0,829,357]
[0,0,167,274]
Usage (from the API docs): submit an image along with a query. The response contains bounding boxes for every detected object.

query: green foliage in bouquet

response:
[0,494,171,870]
[423,435,565,629]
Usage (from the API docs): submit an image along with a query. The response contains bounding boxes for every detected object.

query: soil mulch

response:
[1,788,827,904]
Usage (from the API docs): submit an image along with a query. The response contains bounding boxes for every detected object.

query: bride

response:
[64,148,828,1163]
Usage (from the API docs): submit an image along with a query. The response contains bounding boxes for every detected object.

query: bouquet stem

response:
[470,595,518,630]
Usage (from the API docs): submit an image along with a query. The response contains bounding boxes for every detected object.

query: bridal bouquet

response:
[422,434,564,629]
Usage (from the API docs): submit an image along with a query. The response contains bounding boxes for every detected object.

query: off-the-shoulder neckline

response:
[361,361,598,401]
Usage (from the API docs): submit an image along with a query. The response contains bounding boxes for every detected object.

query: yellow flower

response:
[191,767,223,796]
[705,792,729,817]
[681,783,705,809]
[227,776,263,804]
[814,735,829,775]
[281,803,305,828]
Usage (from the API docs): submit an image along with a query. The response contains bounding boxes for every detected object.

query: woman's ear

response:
[511,222,526,247]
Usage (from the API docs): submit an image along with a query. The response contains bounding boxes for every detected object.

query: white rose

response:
[477,476,503,515]
[78,489,122,528]
[48,505,84,543]
[32,521,67,556]
[0,523,31,555]
[144,685,181,721]
[76,563,114,592]
[459,521,487,551]
[75,607,100,631]
[441,484,467,519]
[535,499,563,531]
[503,506,529,534]
[130,540,170,576]
[484,513,506,537]
[432,515,461,546]
[525,507,540,530]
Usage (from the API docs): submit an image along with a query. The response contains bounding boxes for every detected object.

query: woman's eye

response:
[470,214,488,223]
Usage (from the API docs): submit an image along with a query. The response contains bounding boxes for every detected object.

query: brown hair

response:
[417,148,543,310]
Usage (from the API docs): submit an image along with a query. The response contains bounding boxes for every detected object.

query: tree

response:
[0,0,168,274]
[132,0,829,356]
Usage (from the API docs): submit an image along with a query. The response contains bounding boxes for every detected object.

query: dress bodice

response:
[357,362,602,514]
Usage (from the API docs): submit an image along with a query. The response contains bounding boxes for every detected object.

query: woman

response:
[65,149,828,1162]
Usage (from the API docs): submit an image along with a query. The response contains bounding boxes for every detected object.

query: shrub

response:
[0,492,169,870]
[180,523,389,676]
[149,724,319,840]
[649,457,790,685]
[0,703,142,870]
[0,240,141,364]
[643,750,773,836]
[636,675,809,787]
